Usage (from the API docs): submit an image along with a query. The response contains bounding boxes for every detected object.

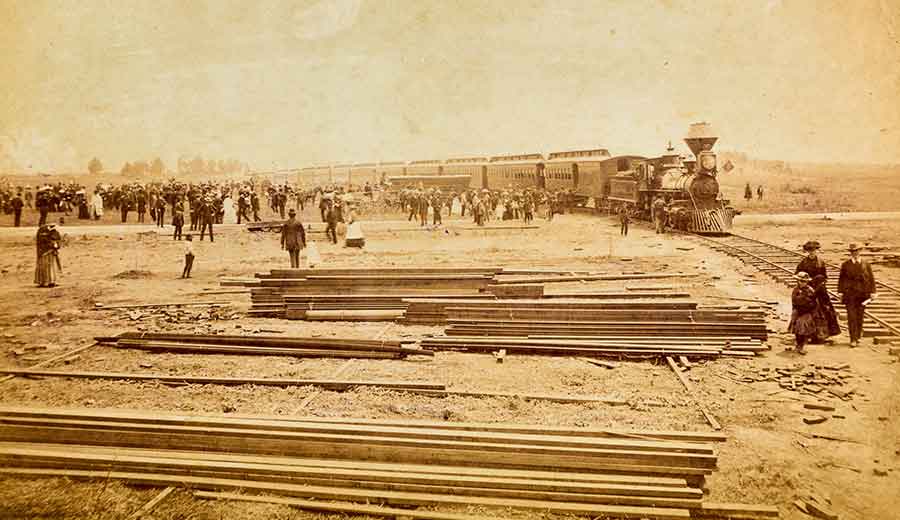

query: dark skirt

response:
[788,310,816,336]
[34,252,59,287]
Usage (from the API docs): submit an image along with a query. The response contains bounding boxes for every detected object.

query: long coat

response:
[795,256,827,279]
[281,217,306,251]
[837,258,875,302]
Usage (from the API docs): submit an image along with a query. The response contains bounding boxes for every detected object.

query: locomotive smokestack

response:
[684,122,718,157]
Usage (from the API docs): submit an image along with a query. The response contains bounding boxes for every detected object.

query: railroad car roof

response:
[446,157,489,163]
[546,149,611,160]
[489,153,545,162]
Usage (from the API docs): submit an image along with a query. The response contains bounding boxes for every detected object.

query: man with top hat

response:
[280,208,306,268]
[838,243,876,347]
[795,240,827,280]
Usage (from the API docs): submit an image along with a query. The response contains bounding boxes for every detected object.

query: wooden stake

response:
[666,357,721,431]
[0,343,97,385]
[126,486,174,519]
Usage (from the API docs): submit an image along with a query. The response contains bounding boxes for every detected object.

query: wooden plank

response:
[0,412,715,455]
[93,301,230,310]
[0,370,442,391]
[0,454,702,508]
[114,343,404,359]
[0,468,693,519]
[195,491,511,520]
[0,445,703,498]
[579,358,618,369]
[0,343,98,385]
[494,273,699,285]
[0,442,690,487]
[0,406,727,442]
[666,357,722,431]
[695,501,780,518]
[126,486,175,520]
[0,424,717,474]
[406,389,631,406]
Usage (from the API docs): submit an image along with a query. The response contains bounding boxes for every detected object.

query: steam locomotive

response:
[465,122,735,234]
[292,122,736,234]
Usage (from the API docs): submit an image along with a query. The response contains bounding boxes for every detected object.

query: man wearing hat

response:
[11,190,24,227]
[838,244,876,347]
[796,240,827,280]
[280,208,306,268]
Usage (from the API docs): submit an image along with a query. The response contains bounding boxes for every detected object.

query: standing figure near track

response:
[788,272,817,354]
[838,243,876,348]
[34,224,62,288]
[281,208,307,268]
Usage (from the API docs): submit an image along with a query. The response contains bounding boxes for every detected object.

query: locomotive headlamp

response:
[700,153,716,171]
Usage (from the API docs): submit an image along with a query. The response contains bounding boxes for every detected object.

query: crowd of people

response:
[17,176,880,357]
[392,187,577,227]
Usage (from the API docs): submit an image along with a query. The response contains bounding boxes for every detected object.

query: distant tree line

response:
[120,158,166,177]
[175,156,248,177]
[106,156,249,178]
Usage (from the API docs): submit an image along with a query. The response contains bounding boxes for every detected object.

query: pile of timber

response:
[404,298,707,326]
[230,267,701,319]
[96,332,429,359]
[0,408,778,519]
[239,267,502,317]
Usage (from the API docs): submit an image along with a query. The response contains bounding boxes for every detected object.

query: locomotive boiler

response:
[604,122,735,234]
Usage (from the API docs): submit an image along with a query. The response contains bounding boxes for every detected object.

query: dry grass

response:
[719,157,900,213]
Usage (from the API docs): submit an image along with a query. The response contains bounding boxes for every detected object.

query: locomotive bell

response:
[684,122,718,157]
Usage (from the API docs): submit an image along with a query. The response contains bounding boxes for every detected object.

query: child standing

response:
[182,234,195,278]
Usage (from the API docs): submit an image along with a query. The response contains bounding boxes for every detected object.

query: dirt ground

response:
[0,208,898,520]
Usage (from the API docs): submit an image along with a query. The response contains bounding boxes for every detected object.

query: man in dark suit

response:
[795,240,826,279]
[324,202,339,244]
[280,208,306,268]
[11,191,24,227]
[838,243,876,347]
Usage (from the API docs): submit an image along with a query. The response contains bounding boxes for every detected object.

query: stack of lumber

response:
[96,332,429,359]
[283,291,692,322]
[238,267,502,317]
[442,308,766,339]
[403,298,706,325]
[232,267,701,319]
[282,294,496,321]
[0,408,778,519]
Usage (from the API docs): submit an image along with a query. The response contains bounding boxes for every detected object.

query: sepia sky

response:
[2,0,899,173]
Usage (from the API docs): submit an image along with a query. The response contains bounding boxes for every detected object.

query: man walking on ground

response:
[838,243,876,347]
[281,208,307,268]
[652,196,666,234]
[251,191,261,222]
[155,197,166,227]
[325,202,339,244]
[12,191,24,227]
[172,203,185,240]
[618,206,630,236]
[199,198,215,242]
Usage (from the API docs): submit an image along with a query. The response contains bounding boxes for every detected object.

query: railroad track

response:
[691,233,900,341]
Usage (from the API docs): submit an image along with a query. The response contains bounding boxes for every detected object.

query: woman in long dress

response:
[34,224,62,287]
[222,196,237,224]
[90,190,104,220]
[810,274,841,342]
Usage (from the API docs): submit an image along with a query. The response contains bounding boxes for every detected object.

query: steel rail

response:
[690,232,900,337]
